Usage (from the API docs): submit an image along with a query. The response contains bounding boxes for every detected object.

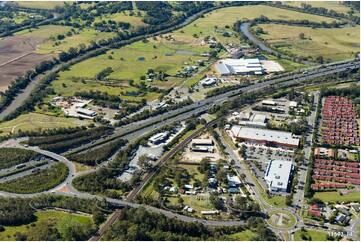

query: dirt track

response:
[0,36,52,92]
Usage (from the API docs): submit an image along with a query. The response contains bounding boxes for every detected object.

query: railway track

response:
[90,117,221,241]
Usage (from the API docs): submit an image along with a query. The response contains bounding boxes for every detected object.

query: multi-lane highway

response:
[68,60,359,156]
[0,60,359,241]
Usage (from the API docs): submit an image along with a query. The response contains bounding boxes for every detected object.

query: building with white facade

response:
[265,160,293,192]
[216,58,264,76]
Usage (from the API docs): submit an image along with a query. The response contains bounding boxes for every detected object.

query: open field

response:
[52,40,209,101]
[16,1,67,10]
[284,1,355,15]
[254,24,360,61]
[93,11,148,27]
[169,5,338,46]
[294,229,328,241]
[14,25,72,38]
[226,230,258,240]
[0,35,52,91]
[0,112,92,136]
[0,210,94,241]
[312,191,360,203]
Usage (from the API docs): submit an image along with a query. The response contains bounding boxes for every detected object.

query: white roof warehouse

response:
[230,126,299,148]
[216,58,264,76]
[265,160,294,192]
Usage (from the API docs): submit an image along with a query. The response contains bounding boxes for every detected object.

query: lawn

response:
[0,112,92,136]
[313,191,360,203]
[246,163,287,208]
[294,229,328,241]
[0,210,94,241]
[226,230,258,240]
[254,24,360,61]
[177,163,204,182]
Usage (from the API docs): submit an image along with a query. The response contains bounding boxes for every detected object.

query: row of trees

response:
[67,139,127,166]
[28,126,114,153]
[250,15,342,29]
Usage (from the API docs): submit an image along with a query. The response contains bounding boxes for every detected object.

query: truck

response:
[15,164,26,169]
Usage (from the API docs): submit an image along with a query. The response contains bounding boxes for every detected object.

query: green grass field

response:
[14,25,72,38]
[254,23,360,61]
[284,1,355,15]
[0,112,92,136]
[0,210,94,241]
[93,11,148,27]
[16,1,67,10]
[226,230,258,240]
[313,191,360,203]
[294,229,328,241]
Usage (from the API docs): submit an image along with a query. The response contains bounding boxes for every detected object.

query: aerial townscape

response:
[0,0,360,241]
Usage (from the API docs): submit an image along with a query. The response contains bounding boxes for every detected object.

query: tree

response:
[93,210,105,225]
[138,154,152,171]
[316,55,324,64]
[299,33,305,39]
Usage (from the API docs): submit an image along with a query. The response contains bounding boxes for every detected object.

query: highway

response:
[66,61,360,156]
[0,60,359,241]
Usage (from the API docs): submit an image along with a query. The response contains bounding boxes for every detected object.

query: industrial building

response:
[230,126,299,148]
[75,108,97,117]
[148,132,168,145]
[216,58,264,76]
[200,77,218,87]
[191,139,214,146]
[265,160,293,192]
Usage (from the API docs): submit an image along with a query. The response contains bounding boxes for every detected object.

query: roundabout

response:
[266,210,297,229]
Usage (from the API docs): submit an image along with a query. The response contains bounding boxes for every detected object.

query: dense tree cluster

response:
[102,207,277,241]
[0,163,68,193]
[0,148,39,169]
[27,126,114,153]
[67,139,127,166]
[0,197,35,226]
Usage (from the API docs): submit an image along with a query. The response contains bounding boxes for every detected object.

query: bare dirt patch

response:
[0,36,52,92]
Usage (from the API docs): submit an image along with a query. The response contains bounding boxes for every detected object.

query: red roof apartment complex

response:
[321,96,359,146]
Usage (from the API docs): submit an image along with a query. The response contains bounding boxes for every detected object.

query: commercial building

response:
[200,77,218,86]
[192,139,214,146]
[230,126,299,148]
[75,108,97,117]
[265,160,293,192]
[148,132,168,145]
[216,58,264,76]
[262,100,277,106]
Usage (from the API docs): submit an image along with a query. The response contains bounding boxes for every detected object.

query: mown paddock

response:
[0,210,94,241]
[254,23,360,61]
[0,112,92,136]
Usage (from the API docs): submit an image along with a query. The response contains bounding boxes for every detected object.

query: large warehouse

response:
[265,160,294,192]
[230,126,300,148]
[216,58,264,76]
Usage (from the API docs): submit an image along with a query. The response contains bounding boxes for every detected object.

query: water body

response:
[138,57,145,61]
